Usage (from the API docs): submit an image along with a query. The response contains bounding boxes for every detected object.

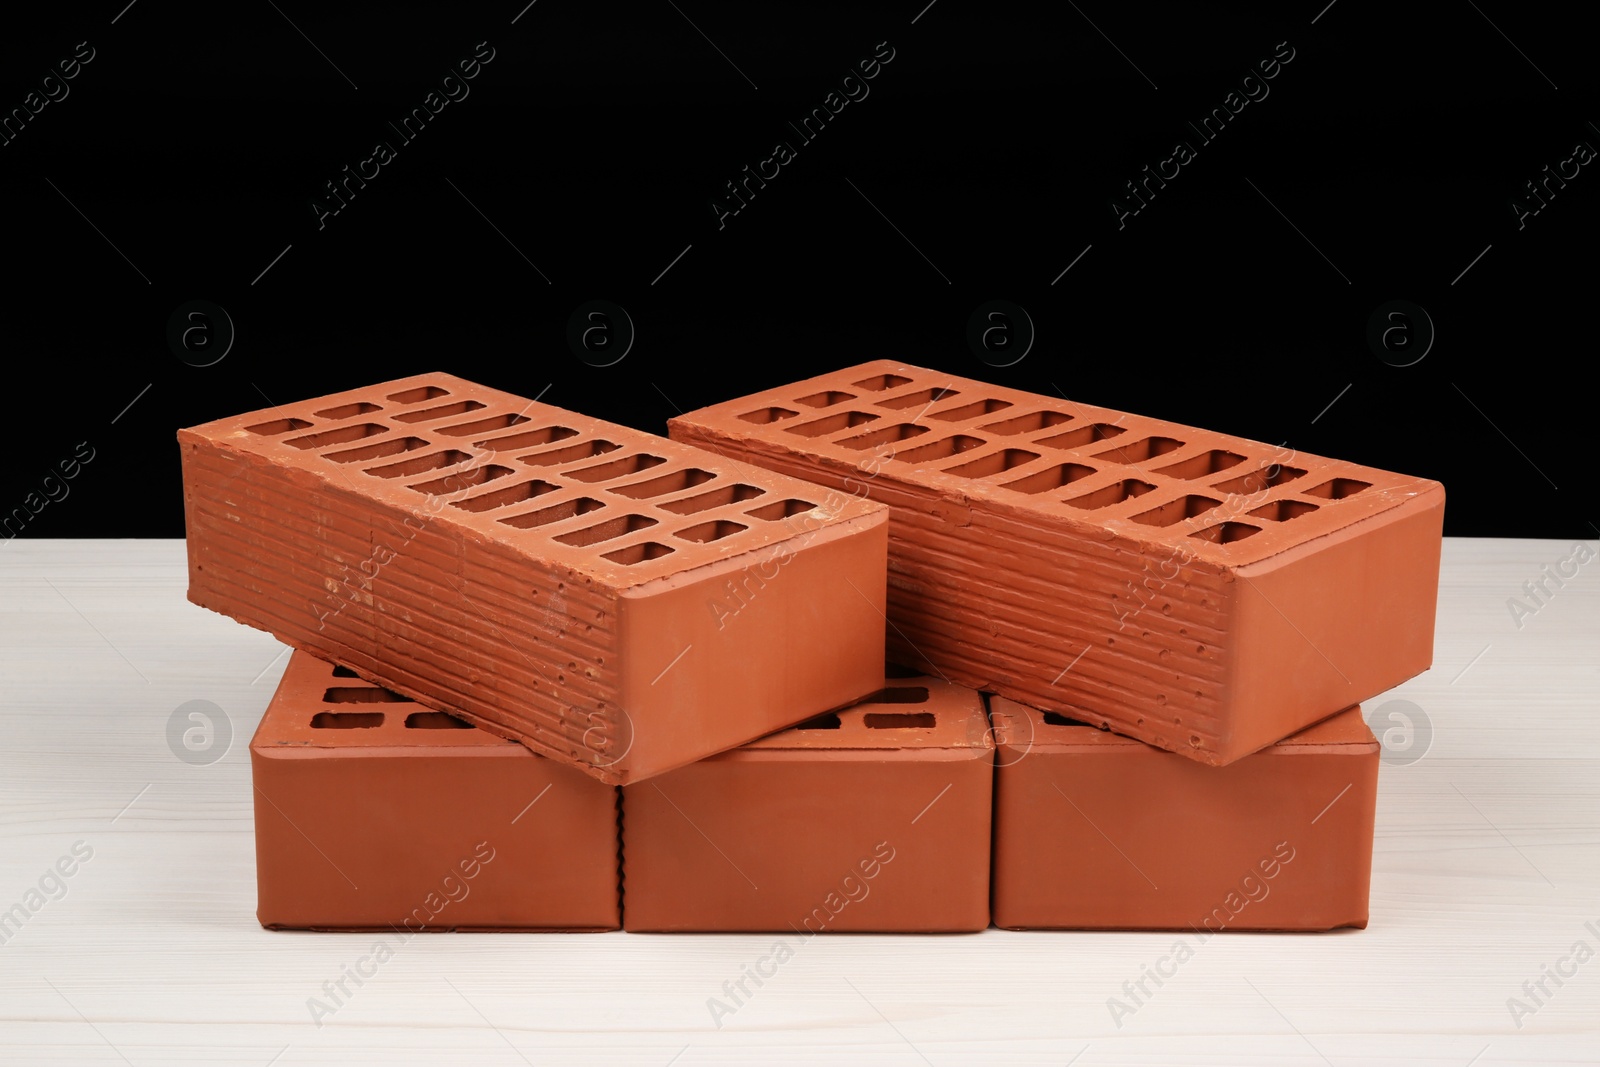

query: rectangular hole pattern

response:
[314,402,382,420]
[311,711,384,728]
[229,377,883,568]
[247,417,313,435]
[437,413,531,437]
[451,479,559,513]
[863,712,936,728]
[876,387,958,410]
[930,398,1013,422]
[393,400,487,423]
[365,450,473,479]
[409,464,515,496]
[323,687,408,704]
[796,390,856,407]
[739,368,1398,553]
[944,448,1040,479]
[405,711,473,729]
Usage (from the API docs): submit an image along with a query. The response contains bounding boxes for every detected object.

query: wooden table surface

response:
[1,538,1595,1066]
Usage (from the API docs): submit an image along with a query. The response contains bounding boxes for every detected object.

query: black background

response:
[3,2,1593,539]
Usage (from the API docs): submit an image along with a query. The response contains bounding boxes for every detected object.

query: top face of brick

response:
[181,373,884,587]
[253,651,524,752]
[989,696,1377,754]
[731,676,991,755]
[670,360,1443,569]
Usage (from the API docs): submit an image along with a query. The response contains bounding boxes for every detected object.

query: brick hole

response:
[796,390,857,407]
[739,406,800,424]
[675,519,748,543]
[450,479,560,513]
[285,423,389,450]
[1247,500,1320,522]
[405,711,473,730]
[795,712,842,730]
[611,468,715,499]
[853,373,912,391]
[365,449,473,479]
[893,434,986,464]
[601,541,675,565]
[863,712,936,728]
[1152,449,1246,479]
[786,410,879,438]
[746,498,816,520]
[883,661,923,678]
[1037,423,1126,449]
[861,687,930,704]
[245,417,313,435]
[518,439,621,467]
[877,386,959,410]
[388,385,449,404]
[946,448,1040,478]
[1064,479,1156,509]
[837,422,930,451]
[566,453,668,482]
[394,400,487,423]
[930,399,1013,422]
[1042,710,1096,728]
[1093,435,1184,464]
[1212,465,1306,494]
[474,426,578,451]
[323,687,406,704]
[1191,520,1262,544]
[331,666,359,677]
[498,497,605,529]
[314,402,382,420]
[437,413,532,437]
[1303,477,1372,500]
[327,436,429,463]
[1003,462,1096,494]
[410,464,515,495]
[1130,494,1222,527]
[661,483,765,515]
[981,410,1073,436]
[554,513,659,547]
[311,711,384,728]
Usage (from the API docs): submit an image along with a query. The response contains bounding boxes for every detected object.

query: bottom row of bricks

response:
[252,650,1378,933]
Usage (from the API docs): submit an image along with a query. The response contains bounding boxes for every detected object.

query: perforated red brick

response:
[669,360,1444,764]
[621,675,992,932]
[989,697,1377,931]
[252,650,619,930]
[183,373,888,785]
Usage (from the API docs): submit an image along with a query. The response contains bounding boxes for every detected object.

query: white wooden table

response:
[1,538,1595,1066]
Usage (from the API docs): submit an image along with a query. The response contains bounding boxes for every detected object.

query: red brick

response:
[621,676,992,932]
[252,650,619,930]
[182,373,888,785]
[669,360,1444,764]
[989,697,1377,930]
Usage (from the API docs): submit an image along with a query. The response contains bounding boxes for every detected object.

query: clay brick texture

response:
[252,650,619,931]
[669,360,1445,765]
[621,675,993,932]
[988,697,1378,931]
[182,373,888,786]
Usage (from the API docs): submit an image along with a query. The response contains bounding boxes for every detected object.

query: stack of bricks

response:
[182,361,1442,932]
